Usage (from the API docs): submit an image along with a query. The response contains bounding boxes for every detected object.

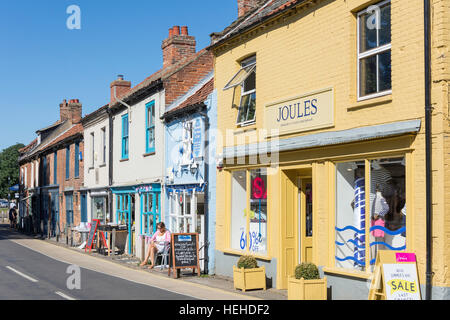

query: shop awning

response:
[221,119,422,160]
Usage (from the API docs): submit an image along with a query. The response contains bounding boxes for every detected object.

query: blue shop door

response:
[81,193,87,223]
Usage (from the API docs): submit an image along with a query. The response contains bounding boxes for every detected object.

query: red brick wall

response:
[164,50,214,105]
[54,139,84,230]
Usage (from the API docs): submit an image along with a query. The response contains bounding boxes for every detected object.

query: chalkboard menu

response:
[86,219,100,253]
[169,233,200,278]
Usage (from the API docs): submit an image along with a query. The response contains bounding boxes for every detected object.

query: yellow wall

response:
[213,0,450,291]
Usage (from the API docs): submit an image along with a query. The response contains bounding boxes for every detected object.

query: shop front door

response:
[299,178,313,263]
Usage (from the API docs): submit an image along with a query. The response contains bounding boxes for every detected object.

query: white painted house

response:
[81,105,111,225]
[108,26,214,258]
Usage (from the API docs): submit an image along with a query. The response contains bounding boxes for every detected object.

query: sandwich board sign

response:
[369,251,421,300]
[168,233,200,279]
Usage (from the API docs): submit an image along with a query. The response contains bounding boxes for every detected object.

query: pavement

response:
[4,224,288,300]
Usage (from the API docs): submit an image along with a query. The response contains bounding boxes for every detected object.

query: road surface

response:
[0,224,251,300]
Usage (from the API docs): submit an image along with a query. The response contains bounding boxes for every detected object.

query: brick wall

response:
[54,139,84,231]
[164,50,214,105]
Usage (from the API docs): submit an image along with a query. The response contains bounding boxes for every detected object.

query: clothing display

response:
[372,191,389,218]
[353,177,366,265]
[370,166,393,194]
[370,166,393,217]
[371,217,385,237]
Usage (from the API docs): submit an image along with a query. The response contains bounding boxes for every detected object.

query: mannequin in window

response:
[370,161,393,259]
[352,167,366,268]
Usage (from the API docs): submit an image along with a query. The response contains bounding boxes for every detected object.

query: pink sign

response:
[252,177,267,200]
[396,253,416,263]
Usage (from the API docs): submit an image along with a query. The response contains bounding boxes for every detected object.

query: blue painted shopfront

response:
[112,184,161,254]
[164,81,217,273]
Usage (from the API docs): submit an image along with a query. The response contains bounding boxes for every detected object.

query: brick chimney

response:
[162,26,196,69]
[60,99,82,124]
[110,75,132,105]
[238,0,263,18]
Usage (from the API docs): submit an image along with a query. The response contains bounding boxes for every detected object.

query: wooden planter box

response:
[233,266,267,292]
[288,276,327,300]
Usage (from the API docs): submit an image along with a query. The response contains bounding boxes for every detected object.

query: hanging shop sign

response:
[264,87,334,137]
[135,184,161,194]
[192,118,204,160]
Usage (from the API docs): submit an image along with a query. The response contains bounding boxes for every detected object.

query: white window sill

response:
[357,90,392,103]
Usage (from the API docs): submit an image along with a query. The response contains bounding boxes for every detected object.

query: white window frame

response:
[169,191,197,234]
[357,0,392,101]
[236,57,256,126]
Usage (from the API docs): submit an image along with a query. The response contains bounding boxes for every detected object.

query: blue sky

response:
[0,0,237,151]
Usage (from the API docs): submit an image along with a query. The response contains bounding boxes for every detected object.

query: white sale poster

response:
[383,264,421,300]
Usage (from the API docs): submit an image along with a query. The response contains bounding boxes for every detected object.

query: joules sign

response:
[264,88,334,137]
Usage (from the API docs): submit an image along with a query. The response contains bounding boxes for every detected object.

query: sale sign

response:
[252,177,267,199]
[383,264,421,300]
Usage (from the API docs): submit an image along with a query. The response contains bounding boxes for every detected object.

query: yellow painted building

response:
[209,0,450,299]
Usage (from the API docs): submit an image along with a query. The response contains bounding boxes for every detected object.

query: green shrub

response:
[237,255,258,269]
[294,263,320,280]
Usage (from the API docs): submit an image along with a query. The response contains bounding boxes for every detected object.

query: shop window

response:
[169,191,196,234]
[230,168,268,255]
[357,0,391,100]
[369,158,406,265]
[223,56,256,126]
[117,194,130,225]
[92,196,107,223]
[141,192,161,236]
[335,157,406,272]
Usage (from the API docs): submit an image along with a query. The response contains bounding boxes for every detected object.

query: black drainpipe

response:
[424,0,433,301]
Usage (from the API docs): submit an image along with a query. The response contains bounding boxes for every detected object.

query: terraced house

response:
[108,26,214,259]
[18,99,85,239]
[210,0,450,299]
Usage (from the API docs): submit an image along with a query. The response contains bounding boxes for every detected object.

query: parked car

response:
[0,200,8,208]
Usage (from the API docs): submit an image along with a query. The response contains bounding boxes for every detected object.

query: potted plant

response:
[288,263,327,300]
[233,255,266,292]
